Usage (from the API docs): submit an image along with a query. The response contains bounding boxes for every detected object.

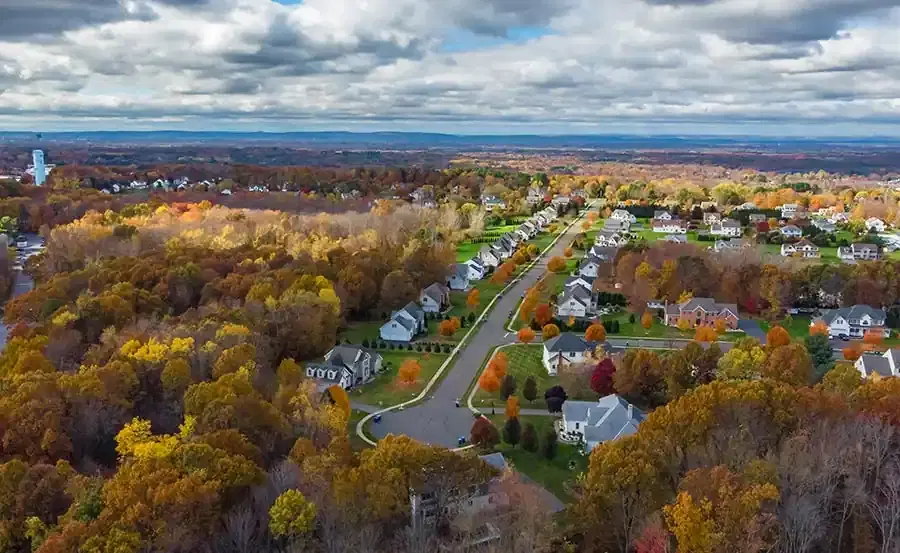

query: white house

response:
[478,246,500,268]
[527,187,546,205]
[306,346,383,390]
[781,238,820,258]
[465,257,487,280]
[578,254,608,279]
[514,228,530,243]
[603,219,631,233]
[713,239,748,253]
[610,209,636,223]
[866,217,887,233]
[564,275,595,292]
[653,210,672,221]
[838,243,881,261]
[702,212,722,225]
[594,231,627,247]
[542,333,609,375]
[419,282,450,313]
[780,225,803,239]
[664,234,687,244]
[812,305,889,339]
[551,195,572,208]
[448,264,471,290]
[556,286,592,318]
[380,302,426,342]
[481,195,506,212]
[651,219,688,234]
[710,219,742,238]
[855,348,900,379]
[588,246,618,262]
[830,212,849,224]
[736,202,757,211]
[779,204,799,219]
[561,395,646,451]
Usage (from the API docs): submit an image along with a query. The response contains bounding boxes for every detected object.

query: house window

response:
[307,368,314,377]
[317,369,325,378]
[575,422,580,430]
[328,371,336,380]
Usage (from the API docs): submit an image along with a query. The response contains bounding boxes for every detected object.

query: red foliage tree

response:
[590,358,617,396]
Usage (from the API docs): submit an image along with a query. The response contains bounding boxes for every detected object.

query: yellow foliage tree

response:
[641,312,654,330]
[397,359,422,385]
[542,324,561,339]
[694,326,718,343]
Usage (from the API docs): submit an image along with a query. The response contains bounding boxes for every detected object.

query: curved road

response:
[368,210,592,448]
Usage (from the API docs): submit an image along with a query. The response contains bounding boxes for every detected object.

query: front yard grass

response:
[472,345,597,408]
[486,414,588,502]
[758,316,813,339]
[348,409,373,450]
[351,352,448,407]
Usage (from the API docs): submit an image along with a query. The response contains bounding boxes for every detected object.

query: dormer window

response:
[328,371,336,380]
[307,368,314,377]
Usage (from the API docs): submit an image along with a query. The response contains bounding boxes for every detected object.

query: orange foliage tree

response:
[843,345,862,361]
[543,324,561,339]
[466,288,480,311]
[694,325,718,343]
[641,312,654,330]
[506,395,520,419]
[439,317,461,337]
[564,247,574,258]
[520,288,541,323]
[397,359,422,385]
[518,328,536,344]
[863,330,884,349]
[766,325,791,348]
[585,323,607,342]
[714,318,727,334]
[487,352,509,379]
[547,257,567,273]
[534,303,553,326]
[809,320,829,336]
[478,370,500,393]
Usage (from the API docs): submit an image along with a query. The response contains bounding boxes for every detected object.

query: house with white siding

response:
[561,395,646,451]
[812,305,888,340]
[380,302,426,342]
[447,264,471,290]
[306,346,383,390]
[855,348,900,379]
[419,283,450,313]
[556,286,592,318]
[543,333,611,375]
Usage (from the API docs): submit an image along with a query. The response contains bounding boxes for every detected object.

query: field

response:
[758,316,814,339]
[351,352,448,407]
[471,345,598,408]
[486,414,588,502]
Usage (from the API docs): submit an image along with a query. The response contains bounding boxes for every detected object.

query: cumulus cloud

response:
[0,0,898,133]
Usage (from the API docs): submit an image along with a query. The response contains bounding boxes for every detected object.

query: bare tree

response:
[868,455,900,553]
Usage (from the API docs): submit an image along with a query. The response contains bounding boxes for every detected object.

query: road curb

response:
[355,202,596,449]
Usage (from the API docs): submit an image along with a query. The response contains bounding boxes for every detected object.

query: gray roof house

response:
[855,348,900,379]
[542,333,611,375]
[380,302,426,342]
[419,282,450,313]
[307,345,384,390]
[557,285,593,319]
[813,305,888,339]
[603,219,631,232]
[561,394,646,451]
[448,263,471,290]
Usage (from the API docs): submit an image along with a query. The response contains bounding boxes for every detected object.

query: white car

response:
[15,239,27,249]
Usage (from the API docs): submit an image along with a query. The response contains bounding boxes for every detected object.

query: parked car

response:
[15,238,27,248]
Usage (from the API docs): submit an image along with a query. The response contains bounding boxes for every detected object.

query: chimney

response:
[627,403,633,419]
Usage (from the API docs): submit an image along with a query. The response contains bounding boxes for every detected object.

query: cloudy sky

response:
[1,0,899,135]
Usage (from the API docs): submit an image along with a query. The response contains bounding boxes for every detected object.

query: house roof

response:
[565,276,595,288]
[669,297,738,317]
[560,285,591,306]
[858,354,893,378]
[665,234,687,243]
[781,225,802,233]
[852,243,879,252]
[604,219,630,231]
[818,305,886,325]
[590,246,619,260]
[564,394,646,444]
[479,245,499,259]
[544,332,592,353]
[452,264,470,279]
[422,282,449,303]
[479,452,507,471]
[795,238,818,249]
[387,315,415,331]
[653,210,669,218]
[721,218,741,228]
[652,218,686,227]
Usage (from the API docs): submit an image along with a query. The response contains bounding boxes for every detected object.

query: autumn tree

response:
[762,343,813,386]
[564,247,574,258]
[534,303,553,326]
[843,344,862,361]
[714,318,727,335]
[520,287,541,324]
[500,374,517,400]
[586,323,607,342]
[439,317,461,337]
[863,329,884,349]
[506,395,520,419]
[503,417,521,447]
[397,359,422,385]
[478,370,501,394]
[544,386,568,413]
[818,363,862,396]
[805,333,834,381]
[518,328,536,344]
[269,489,317,537]
[809,320,829,336]
[548,257,567,273]
[641,312,654,330]
[542,324,561,339]
[615,349,665,406]
[471,416,500,448]
[694,325,718,343]
[466,288,480,311]
[766,325,791,348]
[591,358,616,396]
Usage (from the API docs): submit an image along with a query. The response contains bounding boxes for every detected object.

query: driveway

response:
[737,319,766,341]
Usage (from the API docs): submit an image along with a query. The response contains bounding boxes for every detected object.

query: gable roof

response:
[563,394,646,444]
[858,354,893,378]
[795,238,818,249]
[560,285,591,306]
[451,264,470,279]
[565,275,595,288]
[781,224,802,233]
[819,305,886,325]
[669,297,738,317]
[544,332,592,352]
[422,282,449,303]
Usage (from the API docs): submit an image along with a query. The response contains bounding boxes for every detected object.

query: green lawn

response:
[472,345,597,407]
[758,316,813,339]
[487,415,588,502]
[351,352,448,407]
[348,409,372,450]
[340,320,383,345]
[455,241,482,262]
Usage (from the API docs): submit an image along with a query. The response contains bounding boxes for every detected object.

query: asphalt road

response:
[369,212,590,448]
[0,233,41,349]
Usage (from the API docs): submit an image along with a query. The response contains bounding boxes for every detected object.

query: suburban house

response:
[830,212,849,224]
[749,213,767,225]
[557,286,592,318]
[737,202,757,210]
[703,212,722,225]
[560,394,646,451]
[779,204,799,219]
[781,239,821,258]
[578,254,610,279]
[542,333,610,375]
[448,264,472,290]
[587,245,619,262]
[811,218,837,233]
[564,275,595,292]
[780,225,803,239]
[812,305,889,339]
[700,201,718,210]
[663,297,740,329]
[603,218,631,233]
[709,219,743,238]
[838,243,882,261]
[306,346,383,390]
[465,257,487,280]
[713,239,749,253]
[491,242,512,261]
[594,231,628,247]
[527,187,547,205]
[499,233,520,250]
[654,210,673,221]
[664,234,687,244]
[651,218,688,234]
[551,195,571,208]
[380,302,426,342]
[855,348,900,379]
[514,228,530,242]
[866,217,887,233]
[478,246,500,268]
[419,282,450,313]
[520,221,539,238]
[610,209,637,223]
[481,195,506,212]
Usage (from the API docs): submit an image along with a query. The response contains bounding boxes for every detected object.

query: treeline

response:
[615,243,900,317]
